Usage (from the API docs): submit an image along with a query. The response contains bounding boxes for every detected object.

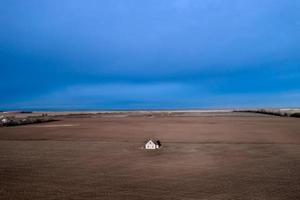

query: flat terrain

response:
[0,112,300,200]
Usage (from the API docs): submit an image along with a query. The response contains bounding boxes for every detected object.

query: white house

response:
[145,139,161,149]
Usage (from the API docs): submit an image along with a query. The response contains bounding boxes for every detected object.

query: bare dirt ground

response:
[0,112,300,200]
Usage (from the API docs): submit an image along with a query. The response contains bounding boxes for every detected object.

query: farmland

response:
[0,111,300,200]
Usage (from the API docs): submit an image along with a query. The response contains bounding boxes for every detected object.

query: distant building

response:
[1,118,8,124]
[145,139,161,149]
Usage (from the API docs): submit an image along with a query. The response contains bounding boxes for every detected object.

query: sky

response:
[1,0,300,110]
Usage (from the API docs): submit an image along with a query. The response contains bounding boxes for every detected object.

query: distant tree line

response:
[0,116,58,127]
[234,109,300,118]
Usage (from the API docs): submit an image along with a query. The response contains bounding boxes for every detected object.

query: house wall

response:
[145,141,156,149]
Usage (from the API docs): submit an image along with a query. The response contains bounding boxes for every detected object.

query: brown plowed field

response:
[0,112,300,200]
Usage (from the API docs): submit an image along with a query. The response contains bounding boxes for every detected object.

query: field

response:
[0,112,300,200]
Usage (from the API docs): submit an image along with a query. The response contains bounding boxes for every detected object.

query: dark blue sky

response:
[1,0,300,110]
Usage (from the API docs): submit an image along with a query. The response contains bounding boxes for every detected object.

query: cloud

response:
[2,81,300,110]
[2,82,196,109]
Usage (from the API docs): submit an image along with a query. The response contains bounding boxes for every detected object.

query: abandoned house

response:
[145,139,161,149]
